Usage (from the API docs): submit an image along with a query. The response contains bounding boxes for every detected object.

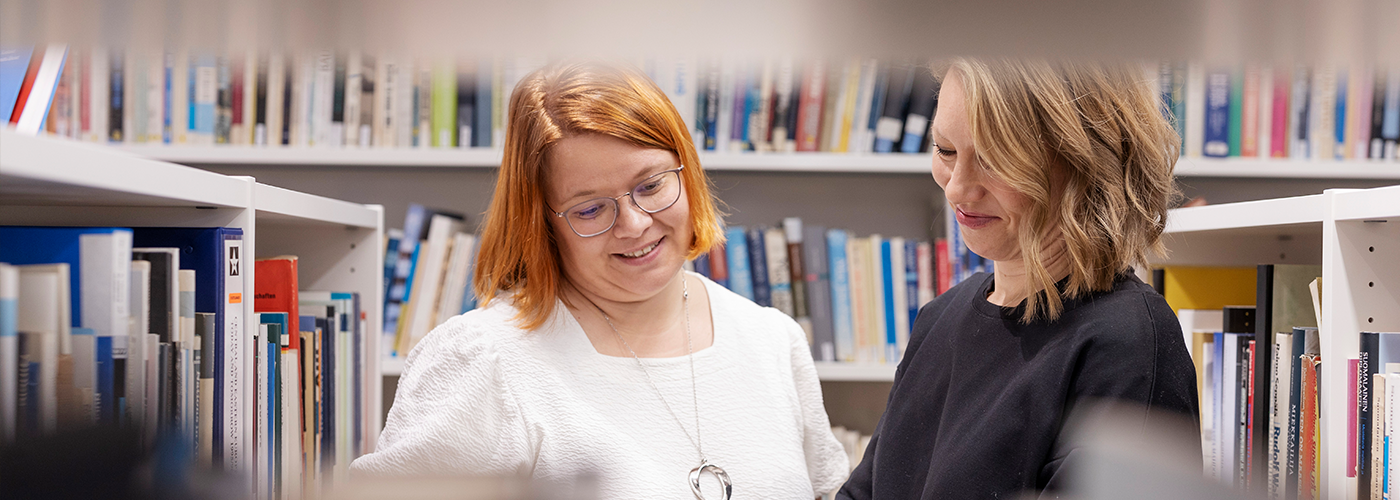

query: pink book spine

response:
[1270,67,1291,158]
[1349,358,1359,478]
[1354,69,1375,159]
[79,49,90,136]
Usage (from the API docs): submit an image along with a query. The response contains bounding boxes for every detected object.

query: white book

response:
[395,58,415,148]
[0,264,16,442]
[1269,331,1294,499]
[435,232,477,326]
[373,56,395,148]
[849,58,878,155]
[169,49,190,144]
[1201,340,1215,476]
[17,265,65,435]
[179,270,197,449]
[15,44,67,135]
[127,260,150,431]
[915,241,934,308]
[280,332,302,499]
[868,235,887,364]
[1311,67,1337,161]
[405,215,466,349]
[716,59,734,153]
[890,237,909,359]
[86,47,109,142]
[674,56,700,146]
[751,59,775,152]
[1177,309,1223,360]
[192,54,217,145]
[344,51,363,147]
[264,52,285,147]
[81,230,132,355]
[1222,332,1244,485]
[255,324,269,499]
[292,52,314,147]
[144,50,163,143]
[221,236,246,475]
[1184,61,1206,158]
[313,50,335,147]
[122,49,138,143]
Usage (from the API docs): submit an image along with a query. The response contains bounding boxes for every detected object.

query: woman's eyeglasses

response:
[550,166,685,238]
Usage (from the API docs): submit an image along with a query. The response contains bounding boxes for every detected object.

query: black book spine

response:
[280,59,293,145]
[872,63,913,153]
[109,50,124,142]
[1370,71,1387,159]
[1253,264,1274,491]
[900,68,938,154]
[747,227,771,307]
[1235,336,1253,487]
[332,55,346,126]
[1285,328,1305,500]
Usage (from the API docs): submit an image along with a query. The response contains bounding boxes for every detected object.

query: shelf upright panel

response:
[250,183,385,450]
[1320,187,1400,500]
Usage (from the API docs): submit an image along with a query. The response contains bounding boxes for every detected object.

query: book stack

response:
[0,227,374,498]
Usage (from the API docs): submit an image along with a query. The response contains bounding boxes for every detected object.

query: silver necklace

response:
[593,276,732,500]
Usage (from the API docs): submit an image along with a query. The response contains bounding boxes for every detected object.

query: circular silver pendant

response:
[688,459,733,500]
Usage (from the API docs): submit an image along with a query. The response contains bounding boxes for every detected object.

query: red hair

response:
[473,61,725,330]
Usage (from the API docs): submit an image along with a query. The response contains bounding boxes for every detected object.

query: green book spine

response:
[1229,66,1243,157]
[1172,62,1188,153]
[431,62,457,148]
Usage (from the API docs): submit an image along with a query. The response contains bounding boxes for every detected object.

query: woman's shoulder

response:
[698,273,807,344]
[1062,272,1179,343]
[401,297,540,377]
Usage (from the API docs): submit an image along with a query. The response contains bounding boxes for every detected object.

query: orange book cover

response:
[255,256,300,351]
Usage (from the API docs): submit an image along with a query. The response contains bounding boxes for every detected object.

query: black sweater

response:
[837,271,1200,499]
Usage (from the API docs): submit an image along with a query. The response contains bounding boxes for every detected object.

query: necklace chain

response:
[597,275,704,462]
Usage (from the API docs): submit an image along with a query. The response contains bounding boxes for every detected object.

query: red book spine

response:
[230,55,243,127]
[79,49,90,135]
[254,257,300,351]
[708,243,728,284]
[934,239,951,295]
[1246,339,1256,486]
[9,47,44,125]
[1270,67,1291,158]
[1242,65,1260,157]
[794,60,826,152]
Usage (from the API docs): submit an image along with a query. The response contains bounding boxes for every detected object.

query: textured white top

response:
[351,273,850,499]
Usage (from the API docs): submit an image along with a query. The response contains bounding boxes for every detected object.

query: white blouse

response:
[351,273,850,499]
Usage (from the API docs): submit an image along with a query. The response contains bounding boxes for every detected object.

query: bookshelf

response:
[115,145,1400,179]
[1153,184,1400,498]
[0,129,385,494]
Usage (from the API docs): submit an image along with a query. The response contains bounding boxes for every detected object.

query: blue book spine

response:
[724,227,753,300]
[96,335,114,424]
[867,64,887,146]
[692,253,711,279]
[881,240,897,358]
[110,51,124,142]
[746,227,770,307]
[740,69,756,149]
[0,45,33,122]
[904,240,919,326]
[195,55,216,137]
[702,63,718,151]
[163,53,173,143]
[382,233,400,302]
[1335,70,1348,160]
[475,63,492,148]
[827,230,854,362]
[1384,70,1400,145]
[1204,70,1232,157]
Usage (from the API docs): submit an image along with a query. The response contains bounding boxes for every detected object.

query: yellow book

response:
[1155,266,1257,315]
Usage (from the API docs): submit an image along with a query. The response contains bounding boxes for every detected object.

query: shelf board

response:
[115,143,1400,178]
[380,356,895,381]
[2,130,249,209]
[254,183,380,228]
[1166,193,1326,234]
[1332,185,1400,221]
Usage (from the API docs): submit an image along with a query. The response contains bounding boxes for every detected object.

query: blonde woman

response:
[837,59,1199,499]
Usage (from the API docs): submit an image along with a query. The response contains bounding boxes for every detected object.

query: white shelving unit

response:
[1156,184,1400,499]
[117,144,1400,178]
[0,129,385,493]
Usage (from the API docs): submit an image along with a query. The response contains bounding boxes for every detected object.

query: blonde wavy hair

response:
[945,58,1180,323]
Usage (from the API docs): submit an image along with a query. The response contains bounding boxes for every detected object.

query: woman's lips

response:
[955,208,999,230]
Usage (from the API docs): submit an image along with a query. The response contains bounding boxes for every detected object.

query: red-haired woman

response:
[351,61,849,499]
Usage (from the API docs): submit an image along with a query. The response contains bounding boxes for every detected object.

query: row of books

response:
[381,205,478,359]
[0,227,375,497]
[8,42,1396,164]
[1159,63,1400,161]
[684,218,940,365]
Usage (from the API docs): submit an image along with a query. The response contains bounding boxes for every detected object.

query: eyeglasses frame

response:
[549,165,687,238]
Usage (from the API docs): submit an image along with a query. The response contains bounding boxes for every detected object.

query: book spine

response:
[783,218,807,320]
[874,63,913,154]
[343,51,361,148]
[1229,67,1244,156]
[1353,358,1362,482]
[1371,70,1389,159]
[1185,62,1206,157]
[109,49,124,142]
[1384,68,1399,160]
[1288,331,1305,498]
[1312,68,1338,161]
[827,230,853,362]
[903,241,918,350]
[1271,66,1291,158]
[747,227,770,308]
[901,66,937,154]
[1292,66,1312,159]
[1363,331,1379,500]
[794,60,825,152]
[1205,69,1232,157]
[431,60,456,148]
[880,240,897,362]
[935,239,950,295]
[1335,69,1349,160]
[1242,64,1260,157]
[222,235,244,473]
[1374,374,1387,500]
[724,227,753,300]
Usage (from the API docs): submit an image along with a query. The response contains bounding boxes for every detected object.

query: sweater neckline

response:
[555,271,726,366]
